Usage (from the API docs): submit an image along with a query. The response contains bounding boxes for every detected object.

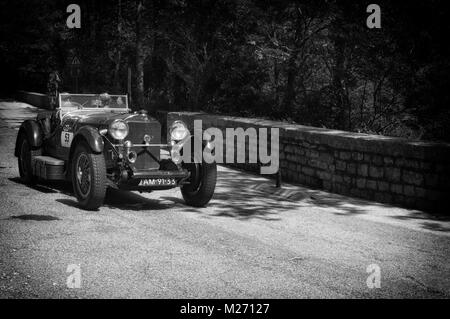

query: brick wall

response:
[167,111,450,212]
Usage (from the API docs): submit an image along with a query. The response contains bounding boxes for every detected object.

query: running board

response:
[32,156,65,180]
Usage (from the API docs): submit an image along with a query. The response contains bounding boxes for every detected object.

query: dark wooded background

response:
[1,0,449,142]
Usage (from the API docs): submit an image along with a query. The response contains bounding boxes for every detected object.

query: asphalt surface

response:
[0,100,449,298]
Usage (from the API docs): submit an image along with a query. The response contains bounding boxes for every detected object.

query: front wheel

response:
[71,142,107,210]
[181,160,217,207]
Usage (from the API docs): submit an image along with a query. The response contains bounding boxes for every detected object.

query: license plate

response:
[138,178,176,186]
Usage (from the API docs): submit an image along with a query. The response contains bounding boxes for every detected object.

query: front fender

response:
[15,120,43,156]
[73,126,104,153]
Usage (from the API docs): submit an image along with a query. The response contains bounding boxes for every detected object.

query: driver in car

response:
[99,93,111,108]
[90,93,111,108]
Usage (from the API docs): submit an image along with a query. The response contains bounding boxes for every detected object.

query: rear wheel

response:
[71,141,106,210]
[17,134,40,184]
[181,159,217,207]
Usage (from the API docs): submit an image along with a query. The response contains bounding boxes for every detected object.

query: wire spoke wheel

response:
[76,153,91,197]
[71,142,106,210]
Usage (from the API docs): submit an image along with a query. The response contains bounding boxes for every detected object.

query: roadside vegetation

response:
[1,0,449,142]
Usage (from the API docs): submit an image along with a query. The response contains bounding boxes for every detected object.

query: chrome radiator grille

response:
[126,121,161,170]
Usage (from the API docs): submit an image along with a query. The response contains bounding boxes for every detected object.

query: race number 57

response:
[61,132,74,148]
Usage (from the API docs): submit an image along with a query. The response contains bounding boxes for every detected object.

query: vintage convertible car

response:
[14,93,216,210]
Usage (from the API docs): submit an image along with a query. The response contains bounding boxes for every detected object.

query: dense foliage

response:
[1,0,449,141]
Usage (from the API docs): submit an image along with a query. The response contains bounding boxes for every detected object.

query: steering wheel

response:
[72,101,84,109]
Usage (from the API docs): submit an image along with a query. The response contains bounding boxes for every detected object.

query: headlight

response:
[170,121,188,141]
[109,120,129,140]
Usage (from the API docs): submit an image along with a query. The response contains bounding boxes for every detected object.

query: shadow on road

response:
[11,214,60,221]
[103,188,177,211]
[312,195,450,232]
[186,167,302,221]
[9,177,177,211]
[207,167,450,231]
[8,177,71,194]
[55,189,177,211]
[8,167,450,231]
[9,176,178,211]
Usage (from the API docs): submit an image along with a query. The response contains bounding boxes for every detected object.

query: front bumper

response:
[118,168,190,191]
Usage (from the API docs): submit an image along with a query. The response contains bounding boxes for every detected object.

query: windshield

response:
[58,93,129,110]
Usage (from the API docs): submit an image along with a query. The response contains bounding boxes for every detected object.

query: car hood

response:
[63,110,158,127]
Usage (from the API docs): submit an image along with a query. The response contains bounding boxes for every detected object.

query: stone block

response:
[369,166,384,179]
[340,151,351,160]
[367,180,377,190]
[347,163,356,175]
[384,167,401,182]
[372,155,383,166]
[357,164,368,177]
[333,174,344,183]
[310,150,319,158]
[336,160,346,171]
[356,178,366,188]
[377,181,389,192]
[319,152,334,163]
[404,185,415,197]
[302,166,315,176]
[317,161,328,170]
[414,187,426,198]
[287,154,297,162]
[391,184,403,194]
[352,152,364,161]
[402,170,424,186]
[317,171,331,180]
[384,157,394,165]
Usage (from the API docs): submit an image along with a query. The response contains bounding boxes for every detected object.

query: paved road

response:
[1,100,449,298]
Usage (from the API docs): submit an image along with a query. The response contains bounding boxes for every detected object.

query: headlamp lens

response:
[170,121,188,141]
[109,120,129,140]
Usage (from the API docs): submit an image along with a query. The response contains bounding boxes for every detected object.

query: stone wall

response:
[16,91,50,109]
[167,111,450,212]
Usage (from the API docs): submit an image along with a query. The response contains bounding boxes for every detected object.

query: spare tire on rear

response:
[17,133,41,184]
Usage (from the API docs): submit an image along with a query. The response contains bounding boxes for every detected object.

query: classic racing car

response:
[15,93,216,210]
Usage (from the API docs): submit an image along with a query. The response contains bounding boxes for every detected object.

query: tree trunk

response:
[281,5,302,118]
[331,34,349,130]
[282,52,298,117]
[113,51,122,92]
[135,0,145,110]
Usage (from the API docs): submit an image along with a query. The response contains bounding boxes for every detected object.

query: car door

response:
[45,114,75,161]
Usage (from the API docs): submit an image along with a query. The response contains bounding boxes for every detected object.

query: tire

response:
[71,141,107,210]
[17,133,41,184]
[181,159,217,207]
